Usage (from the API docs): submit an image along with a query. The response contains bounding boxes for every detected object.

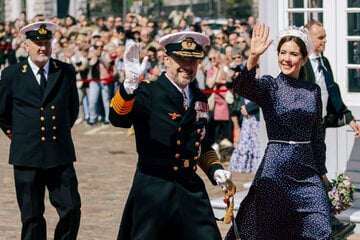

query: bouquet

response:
[328,173,355,215]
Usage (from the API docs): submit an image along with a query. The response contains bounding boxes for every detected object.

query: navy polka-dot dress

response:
[225,66,333,240]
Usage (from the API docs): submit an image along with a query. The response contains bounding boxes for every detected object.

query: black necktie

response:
[182,90,189,110]
[317,57,332,86]
[38,68,47,94]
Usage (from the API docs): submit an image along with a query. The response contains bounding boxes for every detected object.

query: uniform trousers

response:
[13,163,81,240]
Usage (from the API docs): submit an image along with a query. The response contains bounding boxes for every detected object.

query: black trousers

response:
[13,164,81,240]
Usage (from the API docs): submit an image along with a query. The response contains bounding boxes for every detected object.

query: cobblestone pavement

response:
[1,122,359,239]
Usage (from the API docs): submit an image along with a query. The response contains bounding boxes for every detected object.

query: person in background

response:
[305,20,360,239]
[0,21,81,240]
[109,31,231,240]
[226,24,333,239]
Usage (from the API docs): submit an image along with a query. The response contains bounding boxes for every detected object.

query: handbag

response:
[208,93,215,110]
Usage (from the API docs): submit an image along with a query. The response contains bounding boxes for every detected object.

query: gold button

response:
[183,160,189,168]
[52,136,57,141]
[176,140,181,145]
[6,129,11,134]
[197,128,201,134]
[178,127,181,132]
[52,116,56,120]
[173,166,179,171]
[51,105,56,110]
[193,156,198,161]
[195,142,200,147]
[40,116,45,121]
[52,126,57,131]
[41,127,45,132]
[40,107,44,111]
[175,153,180,159]
[41,137,45,142]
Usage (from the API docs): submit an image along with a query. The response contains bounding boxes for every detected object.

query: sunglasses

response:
[94,45,103,49]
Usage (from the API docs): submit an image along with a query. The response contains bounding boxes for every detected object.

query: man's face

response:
[309,24,327,55]
[164,55,200,89]
[24,38,52,67]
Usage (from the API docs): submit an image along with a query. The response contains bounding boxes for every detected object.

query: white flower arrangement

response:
[328,173,355,215]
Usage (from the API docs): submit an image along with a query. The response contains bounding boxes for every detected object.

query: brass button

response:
[40,116,45,121]
[52,126,57,131]
[6,129,11,134]
[41,127,45,132]
[178,127,181,132]
[40,107,44,111]
[173,166,179,171]
[175,153,180,159]
[41,137,45,142]
[193,156,198,161]
[197,128,201,134]
[195,142,200,147]
[52,136,57,141]
[52,116,56,120]
[183,159,189,168]
[176,140,181,145]
[51,105,56,110]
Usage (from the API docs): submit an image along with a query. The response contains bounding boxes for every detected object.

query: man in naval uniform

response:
[0,21,81,240]
[109,31,232,239]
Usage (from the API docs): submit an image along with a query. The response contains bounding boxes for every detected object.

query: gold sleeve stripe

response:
[197,150,221,173]
[110,91,135,115]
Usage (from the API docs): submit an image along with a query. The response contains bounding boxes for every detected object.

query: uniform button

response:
[52,116,56,120]
[178,127,182,132]
[40,107,44,111]
[195,142,200,147]
[177,140,181,145]
[197,128,201,134]
[52,136,57,141]
[6,129,11,134]
[41,137,45,142]
[40,116,45,121]
[41,127,45,132]
[52,126,57,131]
[173,166,179,171]
[51,105,56,110]
[193,156,198,160]
[175,153,180,159]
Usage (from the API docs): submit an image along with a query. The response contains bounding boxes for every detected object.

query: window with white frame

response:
[347,0,360,92]
[287,0,323,26]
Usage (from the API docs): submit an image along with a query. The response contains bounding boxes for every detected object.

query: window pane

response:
[348,0,360,7]
[306,12,323,23]
[288,0,304,8]
[348,69,360,92]
[348,13,360,36]
[309,0,323,8]
[289,13,304,26]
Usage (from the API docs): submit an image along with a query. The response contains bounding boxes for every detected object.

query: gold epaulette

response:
[197,150,221,173]
[110,91,135,115]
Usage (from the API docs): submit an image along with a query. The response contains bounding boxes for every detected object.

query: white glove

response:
[123,39,149,94]
[214,169,232,190]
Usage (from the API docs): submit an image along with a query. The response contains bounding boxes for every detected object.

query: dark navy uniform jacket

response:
[0,58,79,169]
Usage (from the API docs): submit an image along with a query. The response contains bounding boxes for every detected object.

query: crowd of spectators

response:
[0,10,258,157]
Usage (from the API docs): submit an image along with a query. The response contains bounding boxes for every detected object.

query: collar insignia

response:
[38,25,47,35]
[22,64,27,73]
[181,38,196,50]
[168,112,181,120]
[52,61,58,69]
